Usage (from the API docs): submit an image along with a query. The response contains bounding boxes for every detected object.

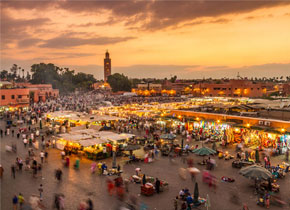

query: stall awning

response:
[97,131,135,142]
[75,138,108,147]
[58,131,135,143]
[72,129,101,136]
[58,133,92,141]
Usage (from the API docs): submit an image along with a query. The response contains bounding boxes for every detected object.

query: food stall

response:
[55,130,135,160]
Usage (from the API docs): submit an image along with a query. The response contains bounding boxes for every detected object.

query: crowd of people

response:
[1,91,289,210]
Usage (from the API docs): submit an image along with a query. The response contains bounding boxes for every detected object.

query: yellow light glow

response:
[246,123,250,128]
[281,128,285,133]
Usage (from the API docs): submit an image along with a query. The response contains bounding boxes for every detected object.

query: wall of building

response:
[16,83,59,102]
[192,80,272,98]
[0,88,30,107]
[281,83,290,96]
[137,83,162,90]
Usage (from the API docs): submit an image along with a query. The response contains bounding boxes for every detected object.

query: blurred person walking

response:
[87,198,93,210]
[38,184,43,201]
[155,178,161,194]
[11,164,16,179]
[0,164,4,179]
[107,178,114,195]
[12,195,18,210]
[18,193,24,208]
[55,168,63,181]
[40,151,45,163]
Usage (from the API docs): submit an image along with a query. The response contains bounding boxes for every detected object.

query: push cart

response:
[141,184,155,196]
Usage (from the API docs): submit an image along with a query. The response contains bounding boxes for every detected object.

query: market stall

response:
[55,130,135,160]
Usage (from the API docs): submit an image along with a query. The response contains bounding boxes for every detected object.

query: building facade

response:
[193,80,274,97]
[137,83,162,91]
[0,88,30,109]
[0,81,59,111]
[279,83,290,96]
[131,79,285,98]
[104,51,111,82]
[16,83,59,102]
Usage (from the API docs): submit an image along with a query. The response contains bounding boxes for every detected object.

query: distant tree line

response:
[0,64,30,82]
[1,63,289,93]
[1,63,96,94]
[107,73,132,92]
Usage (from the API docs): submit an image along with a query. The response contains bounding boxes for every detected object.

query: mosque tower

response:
[104,50,111,82]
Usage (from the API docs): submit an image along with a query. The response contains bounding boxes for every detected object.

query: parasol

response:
[123,145,141,151]
[160,133,176,140]
[192,147,216,156]
[239,165,272,180]
[188,167,200,174]
[135,167,141,174]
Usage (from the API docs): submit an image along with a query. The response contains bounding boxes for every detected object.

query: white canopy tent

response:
[57,130,135,144]
[72,138,109,147]
[58,133,92,141]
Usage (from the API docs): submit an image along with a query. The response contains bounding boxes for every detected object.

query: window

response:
[229,88,231,90]
[251,88,253,90]
[257,88,260,90]
[18,95,22,99]
[235,88,237,90]
[1,95,5,100]
[222,88,226,90]
[11,95,15,99]
[228,94,231,96]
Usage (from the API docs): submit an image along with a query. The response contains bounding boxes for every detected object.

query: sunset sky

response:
[1,1,290,80]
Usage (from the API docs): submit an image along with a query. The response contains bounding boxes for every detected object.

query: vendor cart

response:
[141,184,155,196]
[174,147,181,154]
[260,181,280,193]
[161,145,170,156]
[159,181,169,192]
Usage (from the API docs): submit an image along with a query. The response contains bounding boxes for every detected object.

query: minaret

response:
[104,50,111,82]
